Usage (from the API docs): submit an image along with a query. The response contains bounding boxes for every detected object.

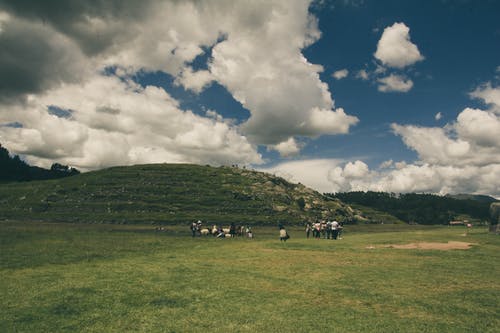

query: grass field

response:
[1,221,498,332]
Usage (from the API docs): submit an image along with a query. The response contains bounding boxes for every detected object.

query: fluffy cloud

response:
[0,73,262,170]
[381,91,500,196]
[305,107,358,136]
[269,137,302,157]
[332,69,349,80]
[470,82,500,113]
[0,0,359,168]
[174,67,213,93]
[265,83,500,198]
[390,83,500,169]
[357,22,423,93]
[267,157,500,198]
[0,10,9,32]
[374,22,424,69]
[369,164,500,195]
[0,11,90,102]
[355,69,369,81]
[207,2,358,145]
[377,74,413,92]
[259,159,343,193]
[342,160,370,178]
[455,108,500,147]
[327,160,372,192]
[392,125,470,165]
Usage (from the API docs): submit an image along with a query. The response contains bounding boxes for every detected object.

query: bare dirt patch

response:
[383,241,476,250]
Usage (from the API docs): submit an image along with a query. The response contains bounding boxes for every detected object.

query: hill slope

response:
[446,193,498,203]
[329,191,493,225]
[0,164,353,225]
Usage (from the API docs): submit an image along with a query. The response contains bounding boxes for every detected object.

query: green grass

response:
[1,222,498,332]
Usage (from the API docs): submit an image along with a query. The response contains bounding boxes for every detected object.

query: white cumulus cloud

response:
[359,22,423,92]
[207,2,358,145]
[0,0,359,168]
[258,159,343,193]
[342,160,370,178]
[374,22,424,69]
[259,82,500,198]
[0,10,9,33]
[174,67,213,93]
[270,137,302,157]
[332,69,349,80]
[455,108,500,147]
[0,73,262,170]
[377,74,414,93]
[470,82,500,113]
[356,69,369,80]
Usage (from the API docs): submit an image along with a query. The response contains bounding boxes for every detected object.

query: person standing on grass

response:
[229,222,236,238]
[246,225,253,238]
[190,221,198,237]
[305,222,312,238]
[314,221,321,238]
[326,220,332,239]
[197,220,202,235]
[331,220,339,240]
[280,226,289,242]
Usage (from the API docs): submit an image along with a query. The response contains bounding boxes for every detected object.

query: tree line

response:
[0,144,79,182]
[326,191,494,225]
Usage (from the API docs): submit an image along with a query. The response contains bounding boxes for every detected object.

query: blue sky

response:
[0,0,499,197]
[307,0,499,163]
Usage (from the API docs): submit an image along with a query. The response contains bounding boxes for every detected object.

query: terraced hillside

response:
[0,164,353,225]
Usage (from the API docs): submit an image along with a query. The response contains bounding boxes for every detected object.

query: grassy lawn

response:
[1,221,498,332]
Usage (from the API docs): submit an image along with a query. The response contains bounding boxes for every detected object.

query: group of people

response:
[305,220,343,240]
[188,220,343,242]
[278,220,343,242]
[190,221,253,238]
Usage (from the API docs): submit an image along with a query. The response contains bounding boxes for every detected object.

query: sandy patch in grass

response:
[383,241,476,250]
[365,241,477,250]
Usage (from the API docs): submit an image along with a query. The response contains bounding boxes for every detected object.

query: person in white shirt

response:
[331,220,339,240]
[280,227,289,242]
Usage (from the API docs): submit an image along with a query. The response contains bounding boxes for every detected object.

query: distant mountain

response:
[0,144,79,182]
[446,193,498,203]
[0,163,354,225]
[327,191,492,225]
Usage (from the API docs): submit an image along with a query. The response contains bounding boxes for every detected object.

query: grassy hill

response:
[346,203,406,224]
[0,163,353,225]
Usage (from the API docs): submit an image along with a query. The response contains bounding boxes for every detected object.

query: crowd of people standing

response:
[187,219,343,242]
[190,220,253,238]
[305,220,343,239]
